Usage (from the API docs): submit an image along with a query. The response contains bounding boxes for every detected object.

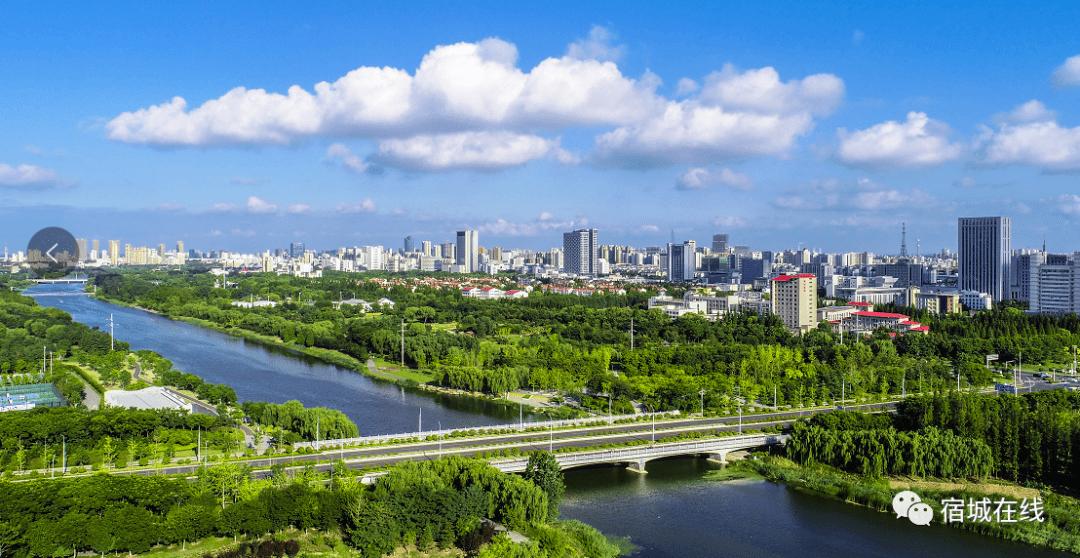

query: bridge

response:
[33,278,89,284]
[24,291,92,297]
[491,433,787,474]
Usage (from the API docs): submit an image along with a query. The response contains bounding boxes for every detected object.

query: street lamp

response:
[699,389,706,418]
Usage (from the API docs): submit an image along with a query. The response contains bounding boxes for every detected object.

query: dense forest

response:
[786,390,1080,490]
[0,454,615,558]
[92,270,1080,416]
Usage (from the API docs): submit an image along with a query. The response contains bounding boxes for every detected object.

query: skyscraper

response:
[108,240,119,266]
[667,240,696,282]
[421,240,432,256]
[958,216,1011,301]
[290,242,305,259]
[711,234,729,254]
[92,239,100,260]
[404,236,414,253]
[562,229,598,276]
[456,230,478,272]
[75,238,88,262]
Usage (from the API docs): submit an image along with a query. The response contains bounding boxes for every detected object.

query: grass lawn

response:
[371,357,435,384]
[429,322,458,332]
[138,536,235,557]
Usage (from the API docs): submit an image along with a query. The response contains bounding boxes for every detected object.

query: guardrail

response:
[296,410,682,449]
[491,433,788,472]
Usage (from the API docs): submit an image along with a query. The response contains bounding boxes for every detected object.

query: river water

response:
[560,458,1072,558]
[27,284,1075,557]
[26,283,533,434]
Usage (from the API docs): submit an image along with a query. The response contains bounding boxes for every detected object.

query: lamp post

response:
[699,389,706,418]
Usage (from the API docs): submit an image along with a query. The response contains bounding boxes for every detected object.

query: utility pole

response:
[549,423,553,453]
[62,434,66,474]
[401,319,405,366]
[699,389,705,417]
[316,417,320,451]
[109,313,115,351]
[438,421,442,458]
[418,406,422,433]
[629,318,635,351]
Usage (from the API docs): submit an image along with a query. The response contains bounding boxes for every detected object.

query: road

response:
[112,401,896,478]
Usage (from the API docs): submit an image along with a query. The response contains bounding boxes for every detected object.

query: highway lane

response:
[114,401,895,478]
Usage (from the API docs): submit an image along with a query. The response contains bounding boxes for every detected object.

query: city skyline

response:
[3,3,1080,253]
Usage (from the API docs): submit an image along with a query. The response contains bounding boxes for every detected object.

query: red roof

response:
[772,273,816,282]
[848,301,872,306]
[900,320,919,325]
[911,326,930,331]
[855,311,910,319]
[506,290,520,294]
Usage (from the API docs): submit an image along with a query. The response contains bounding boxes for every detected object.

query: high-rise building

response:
[421,240,432,256]
[666,240,696,282]
[75,238,88,262]
[92,240,100,260]
[563,228,598,276]
[404,236,414,253]
[456,230,478,273]
[712,234,729,254]
[1029,254,1080,314]
[362,246,383,270]
[158,244,166,258]
[771,274,818,334]
[958,216,1011,301]
[177,240,184,254]
[124,244,132,264]
[290,242,305,259]
[108,240,120,266]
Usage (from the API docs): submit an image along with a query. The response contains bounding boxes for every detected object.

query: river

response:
[27,283,1075,557]
[26,283,535,434]
[560,458,1072,557]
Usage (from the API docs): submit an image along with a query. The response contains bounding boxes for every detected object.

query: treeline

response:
[241,400,358,442]
[787,390,1080,489]
[896,390,1080,487]
[0,456,615,558]
[785,423,993,478]
[90,270,1080,414]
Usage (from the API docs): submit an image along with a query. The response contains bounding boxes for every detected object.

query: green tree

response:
[0,521,20,558]
[524,451,564,520]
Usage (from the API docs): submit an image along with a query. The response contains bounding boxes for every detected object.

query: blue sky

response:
[2,1,1080,255]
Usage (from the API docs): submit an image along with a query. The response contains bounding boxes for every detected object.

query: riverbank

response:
[87,293,580,419]
[732,456,1080,554]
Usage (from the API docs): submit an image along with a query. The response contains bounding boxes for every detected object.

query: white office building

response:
[562,228,598,276]
[958,216,1010,301]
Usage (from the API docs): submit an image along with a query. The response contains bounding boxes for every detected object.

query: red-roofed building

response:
[771,273,817,334]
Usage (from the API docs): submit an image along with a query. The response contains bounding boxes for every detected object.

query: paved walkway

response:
[82,382,100,410]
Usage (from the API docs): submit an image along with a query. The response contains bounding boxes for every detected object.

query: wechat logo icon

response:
[893,491,933,526]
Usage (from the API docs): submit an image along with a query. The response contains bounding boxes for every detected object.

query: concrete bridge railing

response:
[491,433,788,474]
[297,410,682,450]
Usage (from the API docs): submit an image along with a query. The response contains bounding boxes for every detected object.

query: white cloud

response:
[592,102,815,168]
[106,37,660,147]
[209,229,224,237]
[105,36,841,172]
[287,204,313,214]
[566,25,626,62]
[231,229,257,237]
[1055,194,1080,215]
[993,100,1057,125]
[246,196,278,213]
[675,167,755,191]
[477,215,577,236]
[770,177,937,212]
[539,211,553,221]
[711,215,747,227]
[326,143,370,172]
[978,119,1080,171]
[231,177,266,185]
[334,199,378,213]
[836,112,964,169]
[0,163,71,189]
[954,176,979,188]
[211,202,237,212]
[676,78,699,95]
[638,224,660,233]
[374,131,570,171]
[698,64,845,115]
[1051,55,1080,88]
